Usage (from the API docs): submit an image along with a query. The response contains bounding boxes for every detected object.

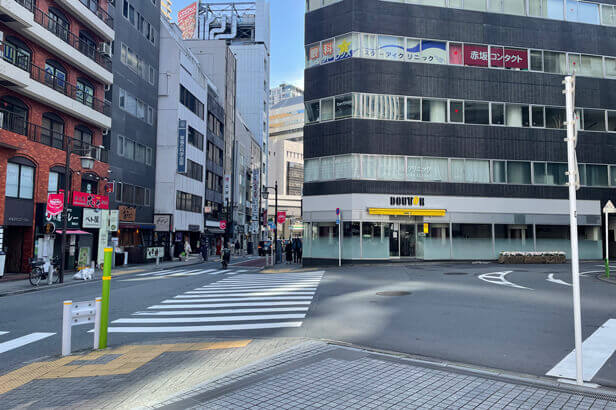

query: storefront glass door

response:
[400,224,417,257]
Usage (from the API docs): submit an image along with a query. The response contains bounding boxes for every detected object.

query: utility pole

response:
[58,137,72,284]
[274,180,278,264]
[564,75,583,386]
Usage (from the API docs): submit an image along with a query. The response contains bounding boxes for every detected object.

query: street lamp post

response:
[262,181,278,264]
[58,137,96,283]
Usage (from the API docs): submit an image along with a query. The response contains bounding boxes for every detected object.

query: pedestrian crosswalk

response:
[0,331,55,355]
[129,267,253,279]
[108,271,325,333]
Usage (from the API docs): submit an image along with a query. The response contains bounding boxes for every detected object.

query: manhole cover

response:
[376,291,411,296]
[444,272,468,275]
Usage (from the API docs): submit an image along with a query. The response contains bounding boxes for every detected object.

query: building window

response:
[180,85,204,119]
[176,191,202,213]
[76,80,94,108]
[188,127,204,150]
[183,159,204,182]
[6,161,34,199]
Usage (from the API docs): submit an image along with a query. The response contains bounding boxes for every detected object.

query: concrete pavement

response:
[1,338,615,409]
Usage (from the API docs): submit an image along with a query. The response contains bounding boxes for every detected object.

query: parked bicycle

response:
[29,257,60,286]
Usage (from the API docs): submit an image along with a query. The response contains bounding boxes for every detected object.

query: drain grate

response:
[444,272,468,275]
[376,291,411,296]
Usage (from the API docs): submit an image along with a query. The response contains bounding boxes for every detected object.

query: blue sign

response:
[177,120,187,173]
[269,222,276,230]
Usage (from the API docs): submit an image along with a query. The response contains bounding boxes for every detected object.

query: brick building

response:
[0,0,114,273]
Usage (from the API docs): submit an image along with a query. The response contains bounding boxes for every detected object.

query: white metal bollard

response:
[61,298,100,356]
[62,300,72,356]
[94,297,101,349]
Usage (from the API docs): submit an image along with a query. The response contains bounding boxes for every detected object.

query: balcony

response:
[1,41,111,128]
[54,0,114,41]
[2,4,113,84]
[0,109,109,163]
[0,0,34,28]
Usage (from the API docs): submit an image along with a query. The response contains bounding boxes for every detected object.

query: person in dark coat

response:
[200,239,208,261]
[285,241,293,264]
[292,238,299,263]
[297,239,303,264]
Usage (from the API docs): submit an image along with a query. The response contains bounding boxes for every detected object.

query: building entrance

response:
[400,224,416,257]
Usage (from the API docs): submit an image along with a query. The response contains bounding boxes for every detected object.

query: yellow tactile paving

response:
[0,340,252,394]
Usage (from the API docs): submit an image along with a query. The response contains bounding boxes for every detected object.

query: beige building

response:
[268,90,304,239]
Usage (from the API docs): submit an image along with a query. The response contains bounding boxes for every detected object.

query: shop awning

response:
[56,230,92,235]
[368,208,447,217]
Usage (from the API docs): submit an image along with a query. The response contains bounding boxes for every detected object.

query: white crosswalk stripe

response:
[133,267,259,278]
[107,271,325,333]
[546,319,616,382]
[0,332,55,355]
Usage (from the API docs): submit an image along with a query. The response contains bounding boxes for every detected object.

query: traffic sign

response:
[277,211,286,224]
[604,200,616,214]
[219,220,227,230]
[336,208,340,216]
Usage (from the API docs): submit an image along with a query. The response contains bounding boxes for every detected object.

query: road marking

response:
[547,274,572,287]
[106,322,303,333]
[149,301,312,309]
[163,296,313,303]
[477,271,532,290]
[169,269,217,277]
[136,269,176,277]
[192,284,319,290]
[547,319,616,382]
[0,331,8,336]
[132,307,310,315]
[175,291,316,298]
[113,314,306,324]
[186,287,318,294]
[0,333,55,354]
[214,280,322,286]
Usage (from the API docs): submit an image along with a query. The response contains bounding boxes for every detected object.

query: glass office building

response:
[303,0,616,263]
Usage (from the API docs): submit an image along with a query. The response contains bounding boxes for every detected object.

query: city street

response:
[1,259,615,391]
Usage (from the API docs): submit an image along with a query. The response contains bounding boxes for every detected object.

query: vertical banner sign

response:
[177,120,187,174]
[97,210,110,266]
[251,170,260,233]
[223,174,231,203]
[46,193,64,216]
[177,2,197,40]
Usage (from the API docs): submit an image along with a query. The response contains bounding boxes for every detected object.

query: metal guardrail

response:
[1,41,111,116]
[0,109,109,163]
[31,7,112,71]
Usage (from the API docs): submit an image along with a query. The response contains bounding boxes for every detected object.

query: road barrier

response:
[61,297,101,356]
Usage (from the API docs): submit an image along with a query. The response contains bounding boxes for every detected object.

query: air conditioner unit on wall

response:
[98,43,112,58]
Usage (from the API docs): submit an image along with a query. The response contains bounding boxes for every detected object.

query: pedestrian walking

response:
[297,239,303,264]
[235,240,240,256]
[183,240,192,261]
[200,239,208,262]
[292,238,299,263]
[285,241,293,264]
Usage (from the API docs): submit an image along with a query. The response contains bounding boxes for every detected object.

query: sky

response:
[171,0,305,90]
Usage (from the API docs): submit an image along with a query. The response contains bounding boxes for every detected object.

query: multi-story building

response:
[156,17,211,255]
[270,83,303,107]
[194,1,270,241]
[303,0,616,264]
[0,0,114,273]
[161,0,172,20]
[110,0,160,264]
[268,92,305,239]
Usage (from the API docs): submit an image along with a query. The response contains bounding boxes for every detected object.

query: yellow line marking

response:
[0,340,251,394]
[102,276,112,280]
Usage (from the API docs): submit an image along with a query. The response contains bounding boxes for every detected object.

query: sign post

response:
[564,75,583,386]
[603,200,616,278]
[336,208,341,267]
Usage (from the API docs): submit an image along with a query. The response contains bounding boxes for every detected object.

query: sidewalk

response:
[1,338,615,409]
[0,256,205,297]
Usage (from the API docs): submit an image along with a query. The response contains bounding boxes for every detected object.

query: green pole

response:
[606,258,610,279]
[99,248,112,349]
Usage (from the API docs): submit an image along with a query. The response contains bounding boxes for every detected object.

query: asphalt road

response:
[1,259,615,388]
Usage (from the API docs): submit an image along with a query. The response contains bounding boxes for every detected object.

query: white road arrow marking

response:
[547,319,616,382]
[477,271,532,290]
[547,274,572,287]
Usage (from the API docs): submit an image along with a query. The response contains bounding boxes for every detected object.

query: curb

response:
[322,339,616,397]
[596,273,616,285]
[0,260,205,298]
